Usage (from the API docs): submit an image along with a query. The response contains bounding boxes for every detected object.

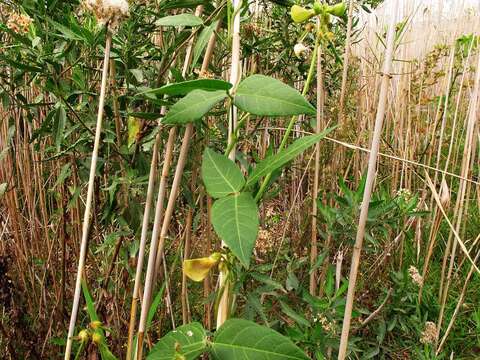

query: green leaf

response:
[155,14,203,27]
[279,301,310,327]
[212,319,309,360]
[162,90,227,124]
[246,128,334,188]
[192,20,218,68]
[128,116,142,147]
[211,193,258,267]
[99,343,118,360]
[201,148,245,198]
[48,19,86,41]
[147,322,207,360]
[81,279,99,322]
[140,79,232,97]
[234,75,316,116]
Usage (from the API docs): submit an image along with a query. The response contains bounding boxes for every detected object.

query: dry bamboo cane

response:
[131,6,208,357]
[134,127,177,360]
[437,49,480,341]
[125,130,161,359]
[338,0,355,123]
[309,42,324,296]
[337,3,397,358]
[138,18,220,354]
[64,32,112,360]
[217,0,242,329]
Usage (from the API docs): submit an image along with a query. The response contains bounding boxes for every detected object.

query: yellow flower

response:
[290,5,315,24]
[183,253,221,282]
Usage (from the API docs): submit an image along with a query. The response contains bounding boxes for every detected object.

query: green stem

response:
[225,112,249,157]
[254,28,321,202]
[73,341,86,360]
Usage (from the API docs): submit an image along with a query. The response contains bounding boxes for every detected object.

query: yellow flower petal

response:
[183,254,220,282]
[327,3,346,17]
[290,5,315,24]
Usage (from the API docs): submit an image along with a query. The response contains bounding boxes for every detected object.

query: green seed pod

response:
[290,5,315,24]
[327,2,347,17]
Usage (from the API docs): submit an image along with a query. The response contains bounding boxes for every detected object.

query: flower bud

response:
[440,179,450,210]
[290,5,315,24]
[91,332,103,345]
[90,320,102,330]
[78,329,89,343]
[327,3,347,17]
[312,2,323,15]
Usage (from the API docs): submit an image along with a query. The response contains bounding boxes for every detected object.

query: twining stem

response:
[337,2,398,357]
[64,31,112,360]
[254,29,320,203]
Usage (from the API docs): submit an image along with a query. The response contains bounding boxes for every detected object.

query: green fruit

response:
[290,5,315,23]
[327,2,347,17]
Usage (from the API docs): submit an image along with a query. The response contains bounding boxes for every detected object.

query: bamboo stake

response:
[125,130,161,359]
[337,2,397,357]
[309,42,324,295]
[135,126,177,360]
[64,32,112,360]
[217,0,242,329]
[338,0,355,123]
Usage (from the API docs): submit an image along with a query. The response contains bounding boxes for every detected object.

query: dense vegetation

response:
[0,0,479,359]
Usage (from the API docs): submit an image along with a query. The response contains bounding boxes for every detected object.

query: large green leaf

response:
[211,319,309,360]
[139,79,232,97]
[192,20,219,68]
[245,129,333,188]
[155,14,203,27]
[211,193,259,267]
[202,148,245,198]
[234,75,316,116]
[147,322,207,360]
[162,90,227,124]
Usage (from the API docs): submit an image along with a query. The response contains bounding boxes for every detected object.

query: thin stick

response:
[338,0,355,122]
[64,32,112,360]
[217,0,242,329]
[125,128,161,360]
[337,2,397,357]
[309,42,324,295]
